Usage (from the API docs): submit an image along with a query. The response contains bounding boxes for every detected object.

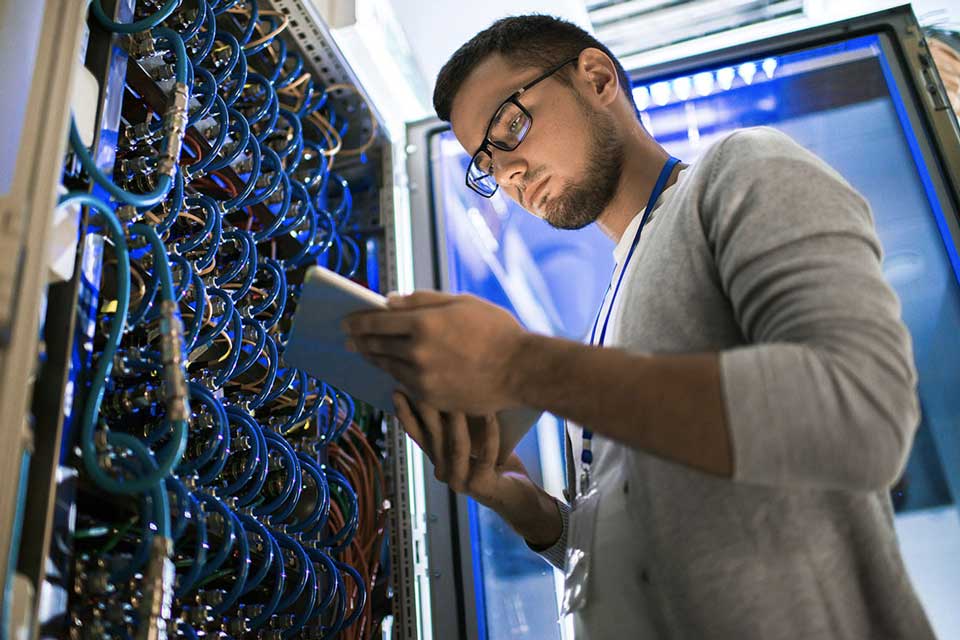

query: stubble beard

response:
[541,108,625,231]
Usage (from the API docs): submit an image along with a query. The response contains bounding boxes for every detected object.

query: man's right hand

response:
[393,392,563,549]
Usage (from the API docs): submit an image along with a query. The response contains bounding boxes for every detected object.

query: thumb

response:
[387,290,457,310]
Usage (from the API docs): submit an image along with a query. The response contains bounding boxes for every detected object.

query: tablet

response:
[285,265,542,461]
[285,266,396,412]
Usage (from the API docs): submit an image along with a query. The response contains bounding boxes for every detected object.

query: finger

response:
[415,402,448,481]
[446,412,471,491]
[342,310,419,337]
[477,412,501,470]
[361,353,419,384]
[347,335,415,360]
[386,290,457,310]
[393,392,432,458]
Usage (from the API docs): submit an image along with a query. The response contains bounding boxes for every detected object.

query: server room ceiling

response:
[586,0,805,59]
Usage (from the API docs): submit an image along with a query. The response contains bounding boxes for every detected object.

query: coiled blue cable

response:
[91,0,181,34]
[336,560,367,631]
[245,335,279,409]
[210,308,243,387]
[247,535,285,630]
[220,411,263,495]
[321,468,358,552]
[195,493,235,579]
[188,3,217,65]
[238,513,274,594]
[273,531,310,613]
[254,430,301,517]
[210,508,249,614]
[286,453,329,534]
[305,546,339,615]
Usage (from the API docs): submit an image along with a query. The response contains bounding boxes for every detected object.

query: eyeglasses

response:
[466,56,580,198]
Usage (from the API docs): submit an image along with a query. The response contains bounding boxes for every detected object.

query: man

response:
[344,15,935,639]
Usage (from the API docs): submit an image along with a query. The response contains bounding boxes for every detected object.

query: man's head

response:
[433,15,639,230]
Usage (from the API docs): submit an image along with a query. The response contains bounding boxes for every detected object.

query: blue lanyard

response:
[580,156,681,473]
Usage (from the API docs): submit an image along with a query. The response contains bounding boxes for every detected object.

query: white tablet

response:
[285,265,542,461]
[285,266,395,412]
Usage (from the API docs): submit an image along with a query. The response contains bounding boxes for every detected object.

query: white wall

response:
[387,0,593,93]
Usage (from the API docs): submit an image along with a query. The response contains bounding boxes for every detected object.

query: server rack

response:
[0,1,429,638]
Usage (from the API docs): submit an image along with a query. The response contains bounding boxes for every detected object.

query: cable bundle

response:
[61,1,389,637]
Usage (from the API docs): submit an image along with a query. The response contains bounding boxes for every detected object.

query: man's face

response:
[449,54,624,230]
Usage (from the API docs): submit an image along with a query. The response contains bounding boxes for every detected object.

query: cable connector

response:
[125,32,157,60]
[158,300,190,421]
[136,537,174,640]
[158,82,190,178]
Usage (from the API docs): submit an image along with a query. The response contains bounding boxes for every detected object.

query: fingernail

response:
[345,339,356,352]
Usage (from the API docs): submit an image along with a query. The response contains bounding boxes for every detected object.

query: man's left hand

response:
[342,291,527,413]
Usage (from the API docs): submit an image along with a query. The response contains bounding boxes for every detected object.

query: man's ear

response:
[575,48,620,107]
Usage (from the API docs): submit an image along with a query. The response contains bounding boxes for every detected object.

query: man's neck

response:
[595,128,681,243]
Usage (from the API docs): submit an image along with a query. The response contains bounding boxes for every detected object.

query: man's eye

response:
[509,115,523,134]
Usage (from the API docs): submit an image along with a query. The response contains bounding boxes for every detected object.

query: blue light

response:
[651,81,672,106]
[738,62,757,85]
[672,76,692,101]
[717,66,736,90]
[762,57,778,79]
[694,71,715,96]
[633,85,651,111]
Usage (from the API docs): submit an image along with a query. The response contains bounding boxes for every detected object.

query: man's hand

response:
[393,392,562,549]
[343,291,528,414]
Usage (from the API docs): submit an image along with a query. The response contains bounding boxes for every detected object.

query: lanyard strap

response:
[580,156,681,474]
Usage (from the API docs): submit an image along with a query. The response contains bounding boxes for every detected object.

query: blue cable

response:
[254,430,301,517]
[230,0,258,46]
[224,136,266,212]
[91,0,181,34]
[234,414,270,507]
[177,382,228,473]
[220,46,249,106]
[321,468,358,552]
[247,535,285,631]
[232,318,266,377]
[286,453,329,534]
[282,552,317,638]
[263,366,296,405]
[193,287,233,352]
[184,96,229,179]
[196,493,235,579]
[247,259,285,316]
[240,72,277,127]
[213,229,250,286]
[70,118,172,209]
[305,546,339,615]
[210,508,249,614]
[175,492,208,597]
[210,308,243,387]
[336,561,367,631]
[220,411,263,495]
[171,0,206,43]
[238,513,274,594]
[206,31,240,86]
[188,3,217,65]
[165,476,192,542]
[175,196,218,253]
[273,531,310,613]
[246,334,279,409]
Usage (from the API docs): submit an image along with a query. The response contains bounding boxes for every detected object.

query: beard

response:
[541,107,625,230]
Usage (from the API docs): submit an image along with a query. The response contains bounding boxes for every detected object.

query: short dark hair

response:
[433,14,636,123]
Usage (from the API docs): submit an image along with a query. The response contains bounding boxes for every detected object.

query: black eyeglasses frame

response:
[465,56,580,198]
